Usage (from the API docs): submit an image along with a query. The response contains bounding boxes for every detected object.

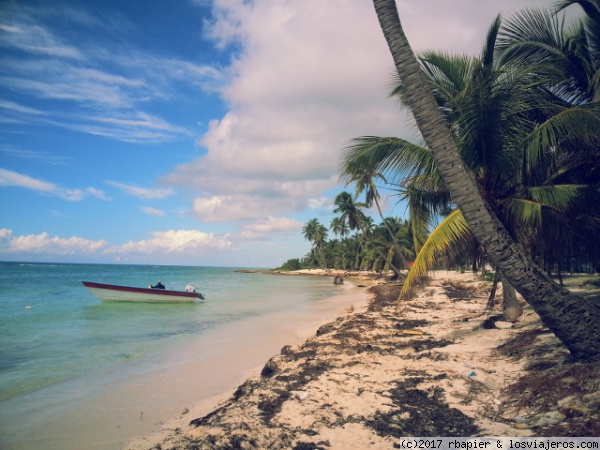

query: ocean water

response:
[0,262,364,450]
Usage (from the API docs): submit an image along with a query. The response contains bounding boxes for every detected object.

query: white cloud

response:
[0,11,83,59]
[107,181,175,200]
[141,206,165,217]
[86,187,111,201]
[0,99,44,116]
[0,167,56,192]
[161,0,564,228]
[116,229,232,254]
[56,111,195,144]
[160,0,405,223]
[0,228,233,259]
[238,216,302,240]
[0,229,108,255]
[192,195,264,222]
[0,168,111,201]
[307,197,330,210]
[0,145,70,165]
[396,0,560,55]
[190,178,333,222]
[93,111,188,133]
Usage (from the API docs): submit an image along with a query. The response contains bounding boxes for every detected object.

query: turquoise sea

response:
[0,261,363,450]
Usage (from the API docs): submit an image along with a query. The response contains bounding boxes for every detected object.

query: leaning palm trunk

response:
[373,0,600,360]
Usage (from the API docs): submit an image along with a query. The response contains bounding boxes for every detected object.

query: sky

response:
[0,0,564,268]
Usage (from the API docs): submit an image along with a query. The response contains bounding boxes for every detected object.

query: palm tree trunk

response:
[373,0,600,360]
[485,270,501,312]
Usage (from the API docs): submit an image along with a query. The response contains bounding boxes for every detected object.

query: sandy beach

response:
[126,270,600,449]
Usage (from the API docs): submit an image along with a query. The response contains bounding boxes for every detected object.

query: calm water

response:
[0,262,346,401]
[0,262,358,449]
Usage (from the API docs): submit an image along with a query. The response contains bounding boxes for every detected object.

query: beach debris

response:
[493,320,514,330]
[560,405,589,417]
[464,368,502,391]
[401,329,424,335]
[280,344,294,356]
[292,390,309,401]
[482,374,501,390]
[513,410,567,429]
[316,323,335,336]
[481,315,502,329]
[261,357,280,377]
[582,391,600,408]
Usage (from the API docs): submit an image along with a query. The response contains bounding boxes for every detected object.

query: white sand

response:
[126,270,542,449]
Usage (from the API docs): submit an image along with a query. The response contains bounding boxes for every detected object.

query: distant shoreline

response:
[235,268,397,286]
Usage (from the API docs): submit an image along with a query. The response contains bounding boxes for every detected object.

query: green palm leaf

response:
[523,105,600,176]
[341,136,438,184]
[400,209,475,299]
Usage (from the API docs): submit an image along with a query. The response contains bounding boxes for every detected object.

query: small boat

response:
[82,281,204,303]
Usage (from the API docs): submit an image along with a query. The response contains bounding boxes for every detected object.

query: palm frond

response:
[482,14,502,67]
[341,136,438,184]
[504,184,583,234]
[399,210,475,299]
[505,198,543,231]
[523,104,600,176]
[528,184,584,209]
[420,51,475,96]
[497,8,566,65]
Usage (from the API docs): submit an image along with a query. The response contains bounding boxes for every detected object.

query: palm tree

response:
[496,3,600,277]
[333,191,402,277]
[333,192,367,231]
[366,219,414,273]
[372,0,600,360]
[339,237,363,270]
[340,161,410,270]
[342,136,449,259]
[302,218,328,268]
[329,216,349,239]
[343,17,596,323]
[350,9,598,319]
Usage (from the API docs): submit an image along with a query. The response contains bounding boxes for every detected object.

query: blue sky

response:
[0,0,559,267]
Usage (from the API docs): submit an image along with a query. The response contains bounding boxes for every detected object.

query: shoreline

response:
[126,270,600,449]
[235,268,396,289]
[0,272,369,450]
